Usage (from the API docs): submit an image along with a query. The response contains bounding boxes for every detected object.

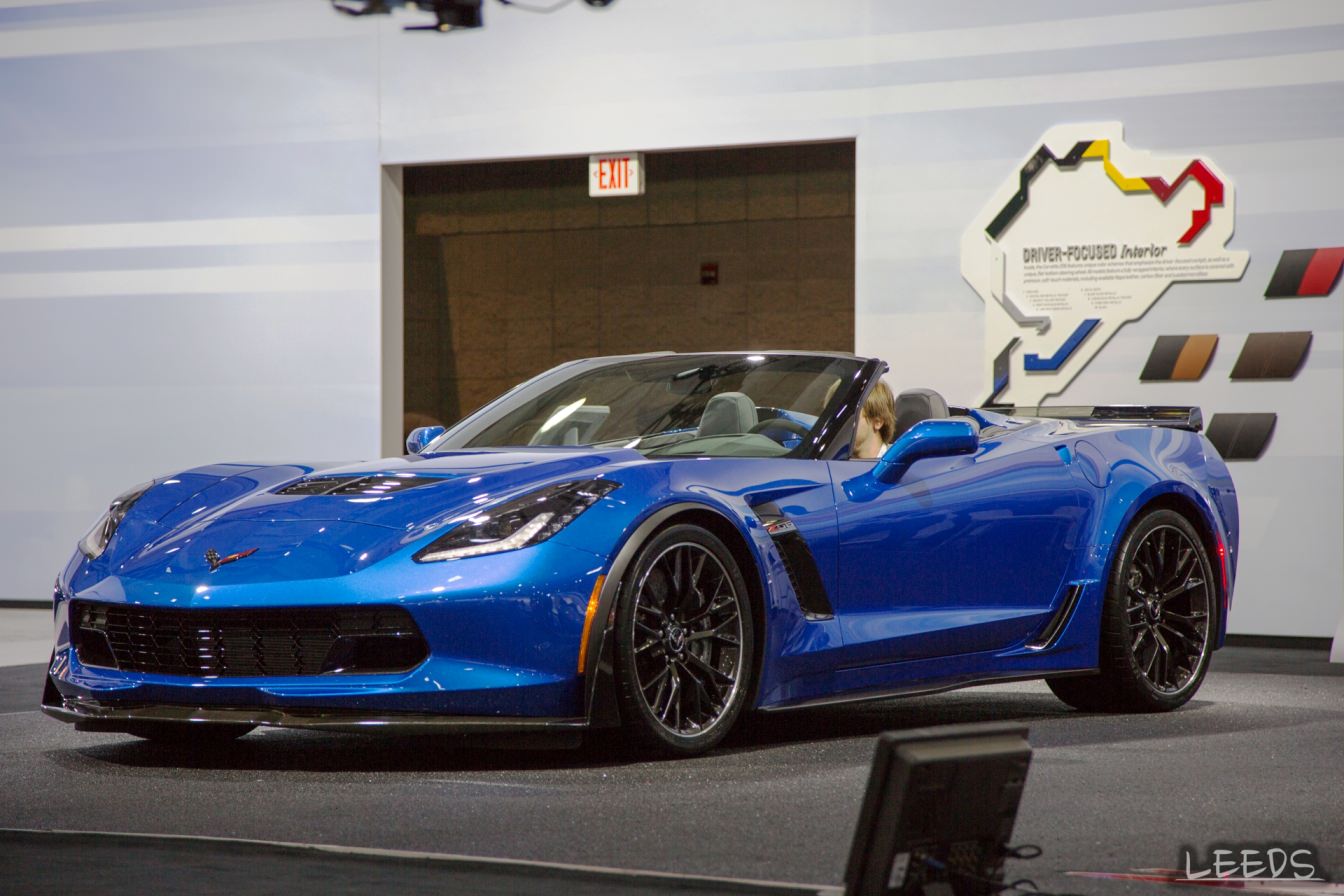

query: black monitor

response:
[844,722,1033,896]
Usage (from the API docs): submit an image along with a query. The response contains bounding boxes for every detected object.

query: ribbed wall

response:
[0,0,1339,637]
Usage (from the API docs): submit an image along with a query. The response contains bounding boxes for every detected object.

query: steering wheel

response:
[747,417,812,444]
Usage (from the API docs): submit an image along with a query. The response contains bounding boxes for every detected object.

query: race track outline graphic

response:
[962,123,1249,406]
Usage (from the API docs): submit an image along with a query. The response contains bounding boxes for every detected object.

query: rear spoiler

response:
[982,405,1203,432]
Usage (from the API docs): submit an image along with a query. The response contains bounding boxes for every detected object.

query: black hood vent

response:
[275,475,443,497]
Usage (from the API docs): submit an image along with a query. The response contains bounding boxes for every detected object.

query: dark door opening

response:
[402,141,855,433]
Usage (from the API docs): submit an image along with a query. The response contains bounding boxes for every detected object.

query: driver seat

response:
[697,392,758,437]
[891,388,949,441]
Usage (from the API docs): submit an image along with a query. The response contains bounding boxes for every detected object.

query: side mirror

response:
[872,419,979,485]
[406,425,445,455]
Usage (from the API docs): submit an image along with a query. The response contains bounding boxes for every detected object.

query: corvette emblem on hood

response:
[205,547,258,572]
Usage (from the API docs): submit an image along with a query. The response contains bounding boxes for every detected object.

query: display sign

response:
[961,123,1248,405]
[589,153,644,197]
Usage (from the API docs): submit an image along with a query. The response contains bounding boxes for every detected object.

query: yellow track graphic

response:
[1082,140,1151,193]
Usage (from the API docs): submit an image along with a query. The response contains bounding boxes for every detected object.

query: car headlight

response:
[79,481,154,560]
[415,479,619,563]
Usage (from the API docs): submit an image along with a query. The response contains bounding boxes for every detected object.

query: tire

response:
[1048,508,1216,712]
[612,524,756,757]
[124,721,256,746]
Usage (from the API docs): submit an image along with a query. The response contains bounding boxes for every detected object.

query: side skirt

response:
[756,666,1097,714]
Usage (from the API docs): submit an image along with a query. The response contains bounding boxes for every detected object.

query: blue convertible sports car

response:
[43,351,1239,755]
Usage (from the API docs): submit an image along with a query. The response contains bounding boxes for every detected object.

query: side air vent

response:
[276,475,443,497]
[1027,583,1084,650]
[753,503,834,619]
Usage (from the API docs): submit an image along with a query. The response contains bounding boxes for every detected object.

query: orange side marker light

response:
[577,574,606,674]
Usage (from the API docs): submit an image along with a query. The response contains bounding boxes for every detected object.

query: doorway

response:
[402,141,855,432]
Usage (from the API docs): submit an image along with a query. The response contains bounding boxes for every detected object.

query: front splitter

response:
[42,695,587,737]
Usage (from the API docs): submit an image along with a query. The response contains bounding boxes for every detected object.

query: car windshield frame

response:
[425,352,881,461]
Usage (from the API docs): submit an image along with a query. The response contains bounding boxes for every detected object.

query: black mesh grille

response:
[776,539,802,591]
[275,475,442,496]
[771,530,835,618]
[71,601,427,677]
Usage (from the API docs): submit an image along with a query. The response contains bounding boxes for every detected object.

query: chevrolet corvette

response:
[42,351,1239,755]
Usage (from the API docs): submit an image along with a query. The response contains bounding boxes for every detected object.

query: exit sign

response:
[589,153,644,197]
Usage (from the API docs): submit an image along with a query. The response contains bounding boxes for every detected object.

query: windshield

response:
[430,353,864,458]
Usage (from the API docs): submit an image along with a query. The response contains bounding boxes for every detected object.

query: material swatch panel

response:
[1205,413,1277,461]
[1229,332,1312,380]
[1140,334,1217,381]
[1264,248,1344,298]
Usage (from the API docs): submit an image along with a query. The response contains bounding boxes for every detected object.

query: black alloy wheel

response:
[1124,522,1213,694]
[1048,508,1215,712]
[613,525,754,756]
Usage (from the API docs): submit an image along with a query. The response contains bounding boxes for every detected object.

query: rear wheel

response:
[124,721,255,746]
[613,525,755,757]
[1048,508,1215,712]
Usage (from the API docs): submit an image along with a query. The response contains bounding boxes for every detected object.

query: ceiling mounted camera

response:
[413,0,483,31]
[332,0,614,31]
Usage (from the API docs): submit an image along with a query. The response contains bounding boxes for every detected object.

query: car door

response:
[827,432,1089,668]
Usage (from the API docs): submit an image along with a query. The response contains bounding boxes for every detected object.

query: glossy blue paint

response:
[826,421,1091,674]
[406,425,445,455]
[56,532,602,716]
[872,418,980,485]
[46,352,1238,734]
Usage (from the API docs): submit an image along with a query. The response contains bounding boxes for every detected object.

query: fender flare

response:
[580,501,762,727]
[1097,480,1229,641]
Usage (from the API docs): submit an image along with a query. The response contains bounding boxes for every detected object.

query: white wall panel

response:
[0,0,382,601]
[0,0,1339,641]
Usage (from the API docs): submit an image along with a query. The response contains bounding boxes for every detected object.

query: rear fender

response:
[1087,449,1234,648]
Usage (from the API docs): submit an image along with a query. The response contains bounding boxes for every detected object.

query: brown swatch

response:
[1140,334,1217,381]
[1171,335,1218,380]
[1229,332,1312,380]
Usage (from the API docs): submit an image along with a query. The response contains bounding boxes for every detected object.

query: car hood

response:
[111,447,643,585]
[227,448,641,531]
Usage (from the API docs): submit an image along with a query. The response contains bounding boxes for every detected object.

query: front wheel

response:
[1049,509,1215,712]
[613,525,755,757]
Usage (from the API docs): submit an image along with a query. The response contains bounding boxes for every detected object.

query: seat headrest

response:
[892,388,950,440]
[697,392,758,437]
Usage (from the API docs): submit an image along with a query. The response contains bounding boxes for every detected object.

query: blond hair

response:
[862,380,897,445]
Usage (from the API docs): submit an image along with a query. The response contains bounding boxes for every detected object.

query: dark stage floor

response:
[2,647,1341,895]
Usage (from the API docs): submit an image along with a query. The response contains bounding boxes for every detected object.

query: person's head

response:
[855,380,896,458]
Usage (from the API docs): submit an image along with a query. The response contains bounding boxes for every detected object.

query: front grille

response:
[275,475,442,497]
[71,601,427,677]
